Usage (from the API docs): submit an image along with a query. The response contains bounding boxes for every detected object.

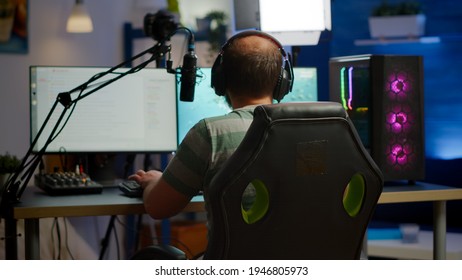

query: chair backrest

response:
[204,102,384,259]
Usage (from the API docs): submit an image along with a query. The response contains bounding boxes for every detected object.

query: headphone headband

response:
[220,30,288,57]
[211,30,294,102]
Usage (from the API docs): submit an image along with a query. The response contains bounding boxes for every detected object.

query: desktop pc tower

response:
[329,54,425,182]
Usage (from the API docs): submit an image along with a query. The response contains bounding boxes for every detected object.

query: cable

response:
[62,218,75,260]
[58,147,68,171]
[112,220,121,260]
[50,217,76,260]
[50,217,62,259]
[50,218,57,259]
[115,215,145,254]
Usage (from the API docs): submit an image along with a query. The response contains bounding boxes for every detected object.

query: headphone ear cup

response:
[273,69,288,102]
[211,54,226,96]
[273,59,294,102]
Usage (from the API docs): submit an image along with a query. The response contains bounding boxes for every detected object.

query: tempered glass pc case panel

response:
[329,55,425,182]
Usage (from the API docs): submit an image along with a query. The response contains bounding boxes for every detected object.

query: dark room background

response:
[297,0,462,229]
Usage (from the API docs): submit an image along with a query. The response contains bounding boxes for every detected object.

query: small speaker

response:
[329,54,425,182]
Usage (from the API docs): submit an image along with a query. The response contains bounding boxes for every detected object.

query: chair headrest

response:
[254,102,348,122]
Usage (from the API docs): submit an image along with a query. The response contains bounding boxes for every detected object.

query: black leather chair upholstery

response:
[203,102,383,259]
[130,244,187,260]
[132,102,383,260]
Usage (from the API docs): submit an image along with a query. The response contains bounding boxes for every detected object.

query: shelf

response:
[354,36,441,46]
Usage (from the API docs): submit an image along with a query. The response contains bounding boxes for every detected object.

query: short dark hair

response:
[222,36,283,98]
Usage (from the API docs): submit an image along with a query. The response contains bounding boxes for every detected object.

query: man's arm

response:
[128,170,191,219]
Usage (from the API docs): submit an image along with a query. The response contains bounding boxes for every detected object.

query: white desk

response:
[378,182,462,260]
[368,231,462,259]
[5,186,204,260]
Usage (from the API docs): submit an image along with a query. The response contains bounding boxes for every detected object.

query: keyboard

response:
[118,180,143,198]
[35,172,103,195]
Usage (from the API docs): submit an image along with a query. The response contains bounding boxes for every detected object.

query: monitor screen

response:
[176,68,231,144]
[176,67,317,144]
[30,66,178,153]
[280,67,318,103]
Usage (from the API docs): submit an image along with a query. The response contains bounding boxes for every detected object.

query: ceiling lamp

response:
[66,0,93,33]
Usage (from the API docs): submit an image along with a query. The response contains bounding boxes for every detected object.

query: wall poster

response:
[0,0,27,54]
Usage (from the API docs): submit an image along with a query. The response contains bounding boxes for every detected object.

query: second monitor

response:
[30,66,178,154]
[176,67,318,144]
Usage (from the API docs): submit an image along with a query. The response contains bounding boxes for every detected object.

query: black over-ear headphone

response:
[211,30,294,102]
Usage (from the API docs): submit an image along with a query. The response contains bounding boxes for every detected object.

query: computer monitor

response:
[176,67,317,144]
[280,67,318,103]
[30,66,178,153]
[176,68,231,144]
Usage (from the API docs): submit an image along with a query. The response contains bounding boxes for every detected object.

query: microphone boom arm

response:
[0,40,173,209]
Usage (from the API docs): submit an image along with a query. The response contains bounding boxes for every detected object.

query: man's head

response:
[211,31,293,107]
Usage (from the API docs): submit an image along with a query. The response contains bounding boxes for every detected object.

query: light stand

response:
[0,25,194,259]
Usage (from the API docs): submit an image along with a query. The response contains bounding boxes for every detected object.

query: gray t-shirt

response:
[162,105,257,198]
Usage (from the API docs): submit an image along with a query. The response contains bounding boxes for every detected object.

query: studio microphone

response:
[179,39,197,102]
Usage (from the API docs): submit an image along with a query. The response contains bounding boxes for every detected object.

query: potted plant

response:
[205,10,228,53]
[368,1,426,39]
[0,153,21,187]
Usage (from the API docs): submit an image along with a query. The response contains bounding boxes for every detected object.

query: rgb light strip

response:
[339,66,355,110]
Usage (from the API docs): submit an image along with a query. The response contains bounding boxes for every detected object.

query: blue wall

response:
[299,0,462,187]
[296,0,462,228]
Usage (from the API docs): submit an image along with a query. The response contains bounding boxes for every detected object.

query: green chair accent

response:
[241,179,270,224]
[343,173,366,217]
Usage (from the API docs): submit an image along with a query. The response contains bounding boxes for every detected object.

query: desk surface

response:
[13,182,462,220]
[379,182,462,204]
[13,186,205,219]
